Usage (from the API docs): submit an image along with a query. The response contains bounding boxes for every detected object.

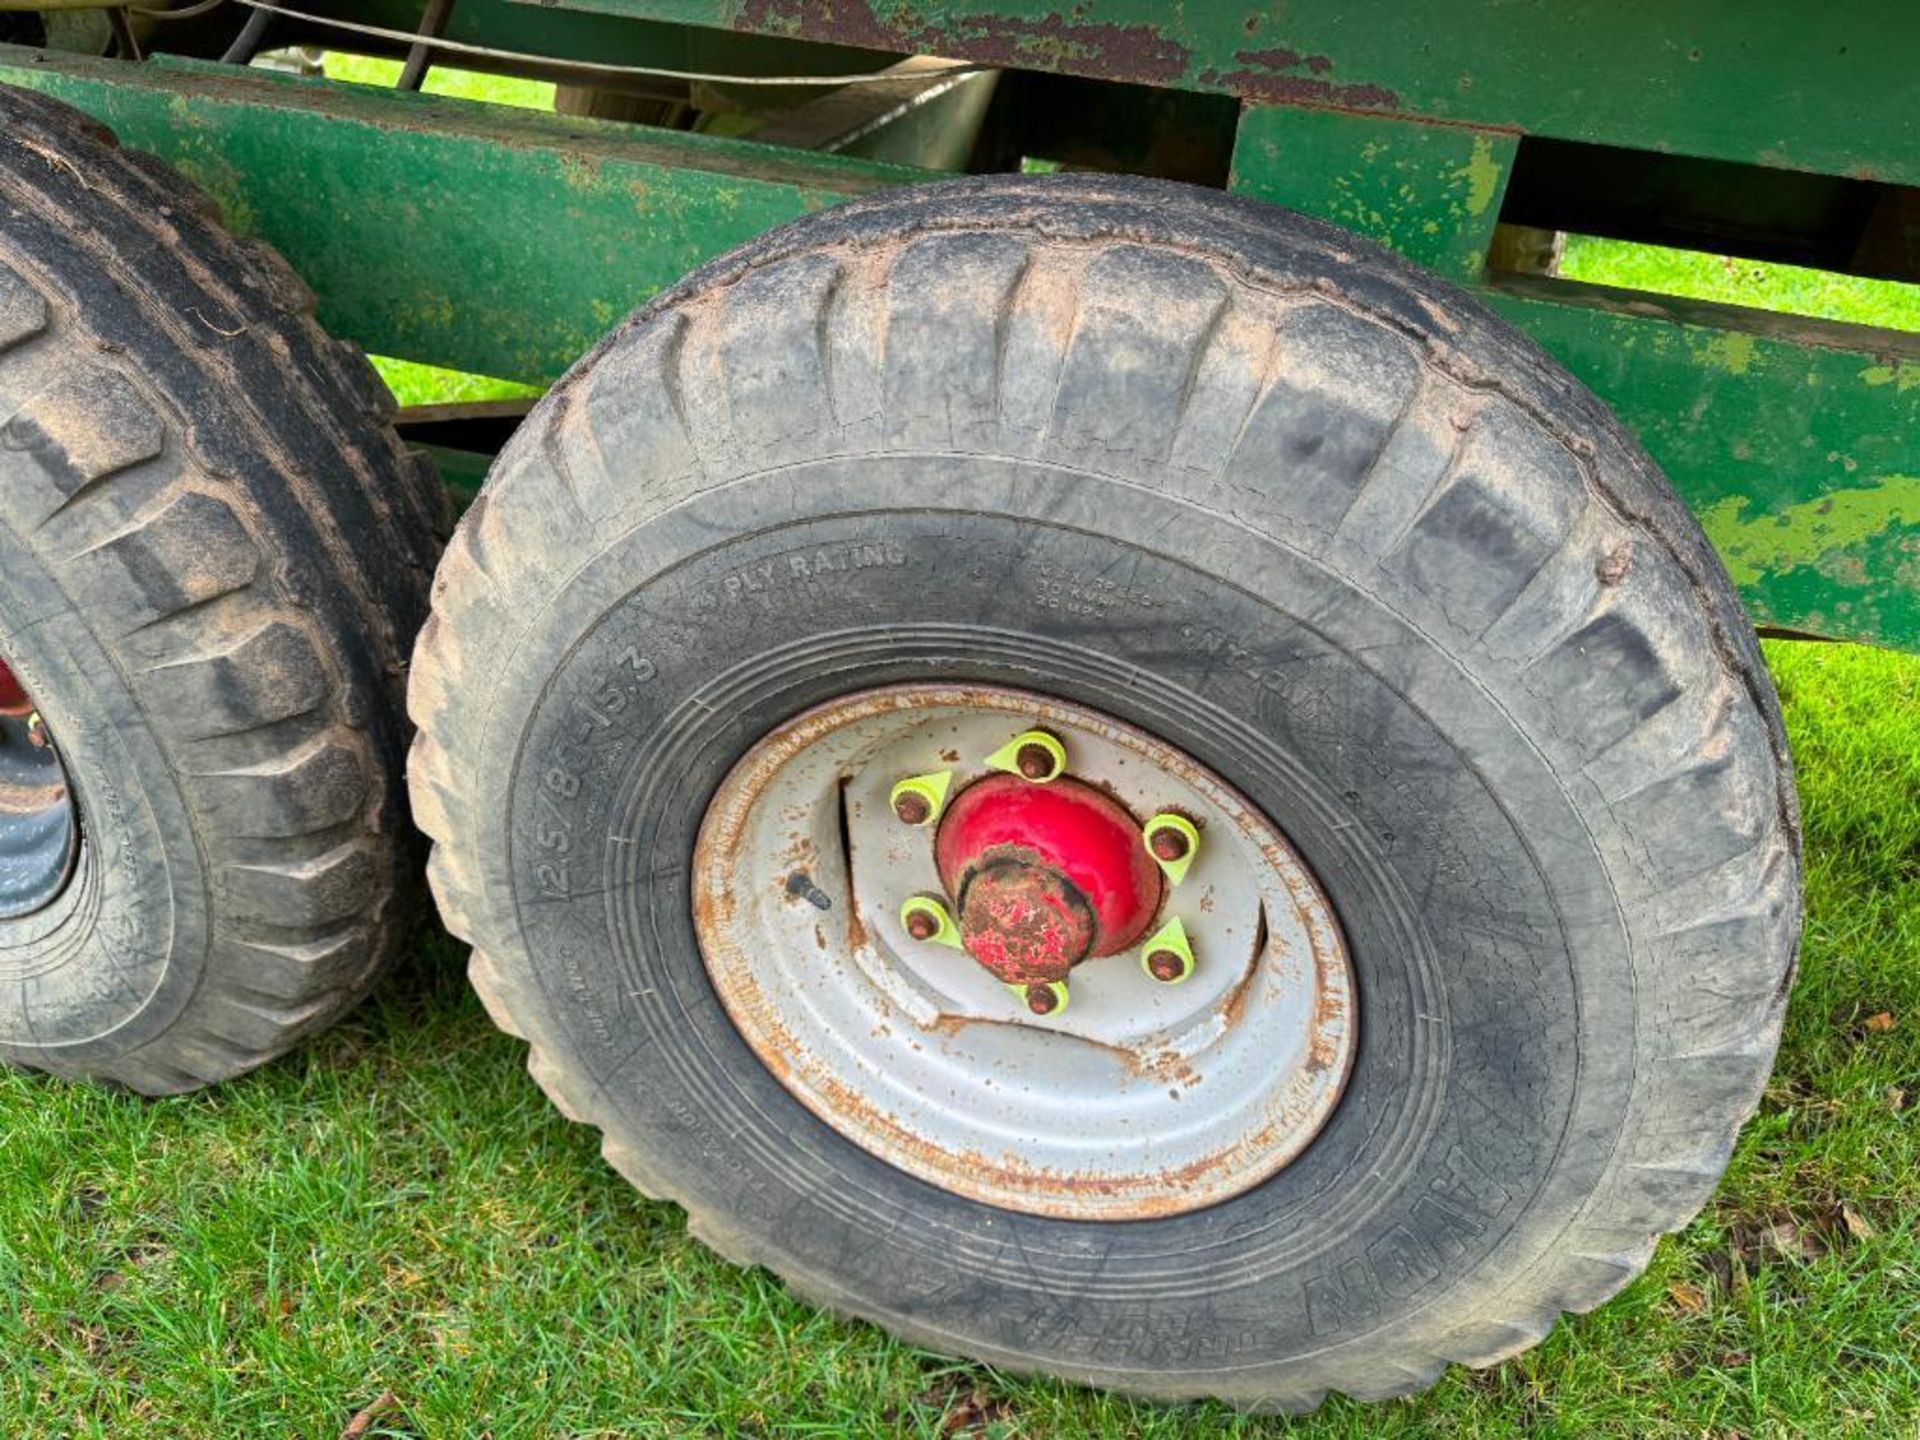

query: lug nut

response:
[1138,916,1195,985]
[1142,813,1201,885]
[1019,980,1069,1016]
[985,728,1067,783]
[899,895,962,949]
[1145,948,1188,983]
[888,771,953,827]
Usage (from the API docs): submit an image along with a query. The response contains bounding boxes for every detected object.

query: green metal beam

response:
[1227,104,1920,651]
[534,0,1920,188]
[5,49,1916,648]
[0,47,917,384]
[1487,281,1920,649]
[1229,107,1517,285]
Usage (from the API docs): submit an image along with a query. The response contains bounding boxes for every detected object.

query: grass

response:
[6,70,1920,1429]
[318,52,555,110]
[1560,236,1920,333]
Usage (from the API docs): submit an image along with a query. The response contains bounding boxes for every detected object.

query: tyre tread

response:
[0,86,438,1090]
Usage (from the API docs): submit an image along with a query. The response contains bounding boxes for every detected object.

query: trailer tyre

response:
[411,175,1800,1407]
[0,87,444,1092]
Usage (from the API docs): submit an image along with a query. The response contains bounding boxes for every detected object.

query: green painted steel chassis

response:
[4,2,1915,649]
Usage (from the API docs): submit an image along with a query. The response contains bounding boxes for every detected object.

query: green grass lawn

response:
[3,67,1918,1434]
[1560,235,1920,332]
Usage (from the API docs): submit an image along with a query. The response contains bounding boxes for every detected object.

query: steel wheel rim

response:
[692,683,1355,1221]
[0,655,79,922]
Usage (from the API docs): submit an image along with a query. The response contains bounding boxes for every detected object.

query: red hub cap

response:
[934,774,1163,985]
[0,658,29,717]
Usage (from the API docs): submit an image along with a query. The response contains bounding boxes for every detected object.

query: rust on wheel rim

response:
[691,684,1355,1221]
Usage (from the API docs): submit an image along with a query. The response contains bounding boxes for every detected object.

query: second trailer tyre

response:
[0,87,444,1092]
[410,175,1800,1407]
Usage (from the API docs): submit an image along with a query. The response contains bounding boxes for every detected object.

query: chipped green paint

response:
[1703,331,1758,377]
[586,0,1920,187]
[1490,280,1920,649]
[1700,478,1920,590]
[1229,106,1514,281]
[1226,105,1920,648]
[1862,364,1920,393]
[1459,135,1500,218]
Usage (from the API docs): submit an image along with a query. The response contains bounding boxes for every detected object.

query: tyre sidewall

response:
[0,519,207,1065]
[467,452,1640,1392]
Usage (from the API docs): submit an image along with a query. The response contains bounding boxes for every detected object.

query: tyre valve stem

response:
[900,895,962,949]
[984,729,1066,783]
[1141,917,1195,985]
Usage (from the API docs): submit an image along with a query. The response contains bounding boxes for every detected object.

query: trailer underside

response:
[2,4,1916,649]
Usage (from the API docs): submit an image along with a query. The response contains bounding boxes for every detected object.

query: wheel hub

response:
[954,859,1094,985]
[692,684,1355,1220]
[933,773,1162,986]
[0,653,79,922]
